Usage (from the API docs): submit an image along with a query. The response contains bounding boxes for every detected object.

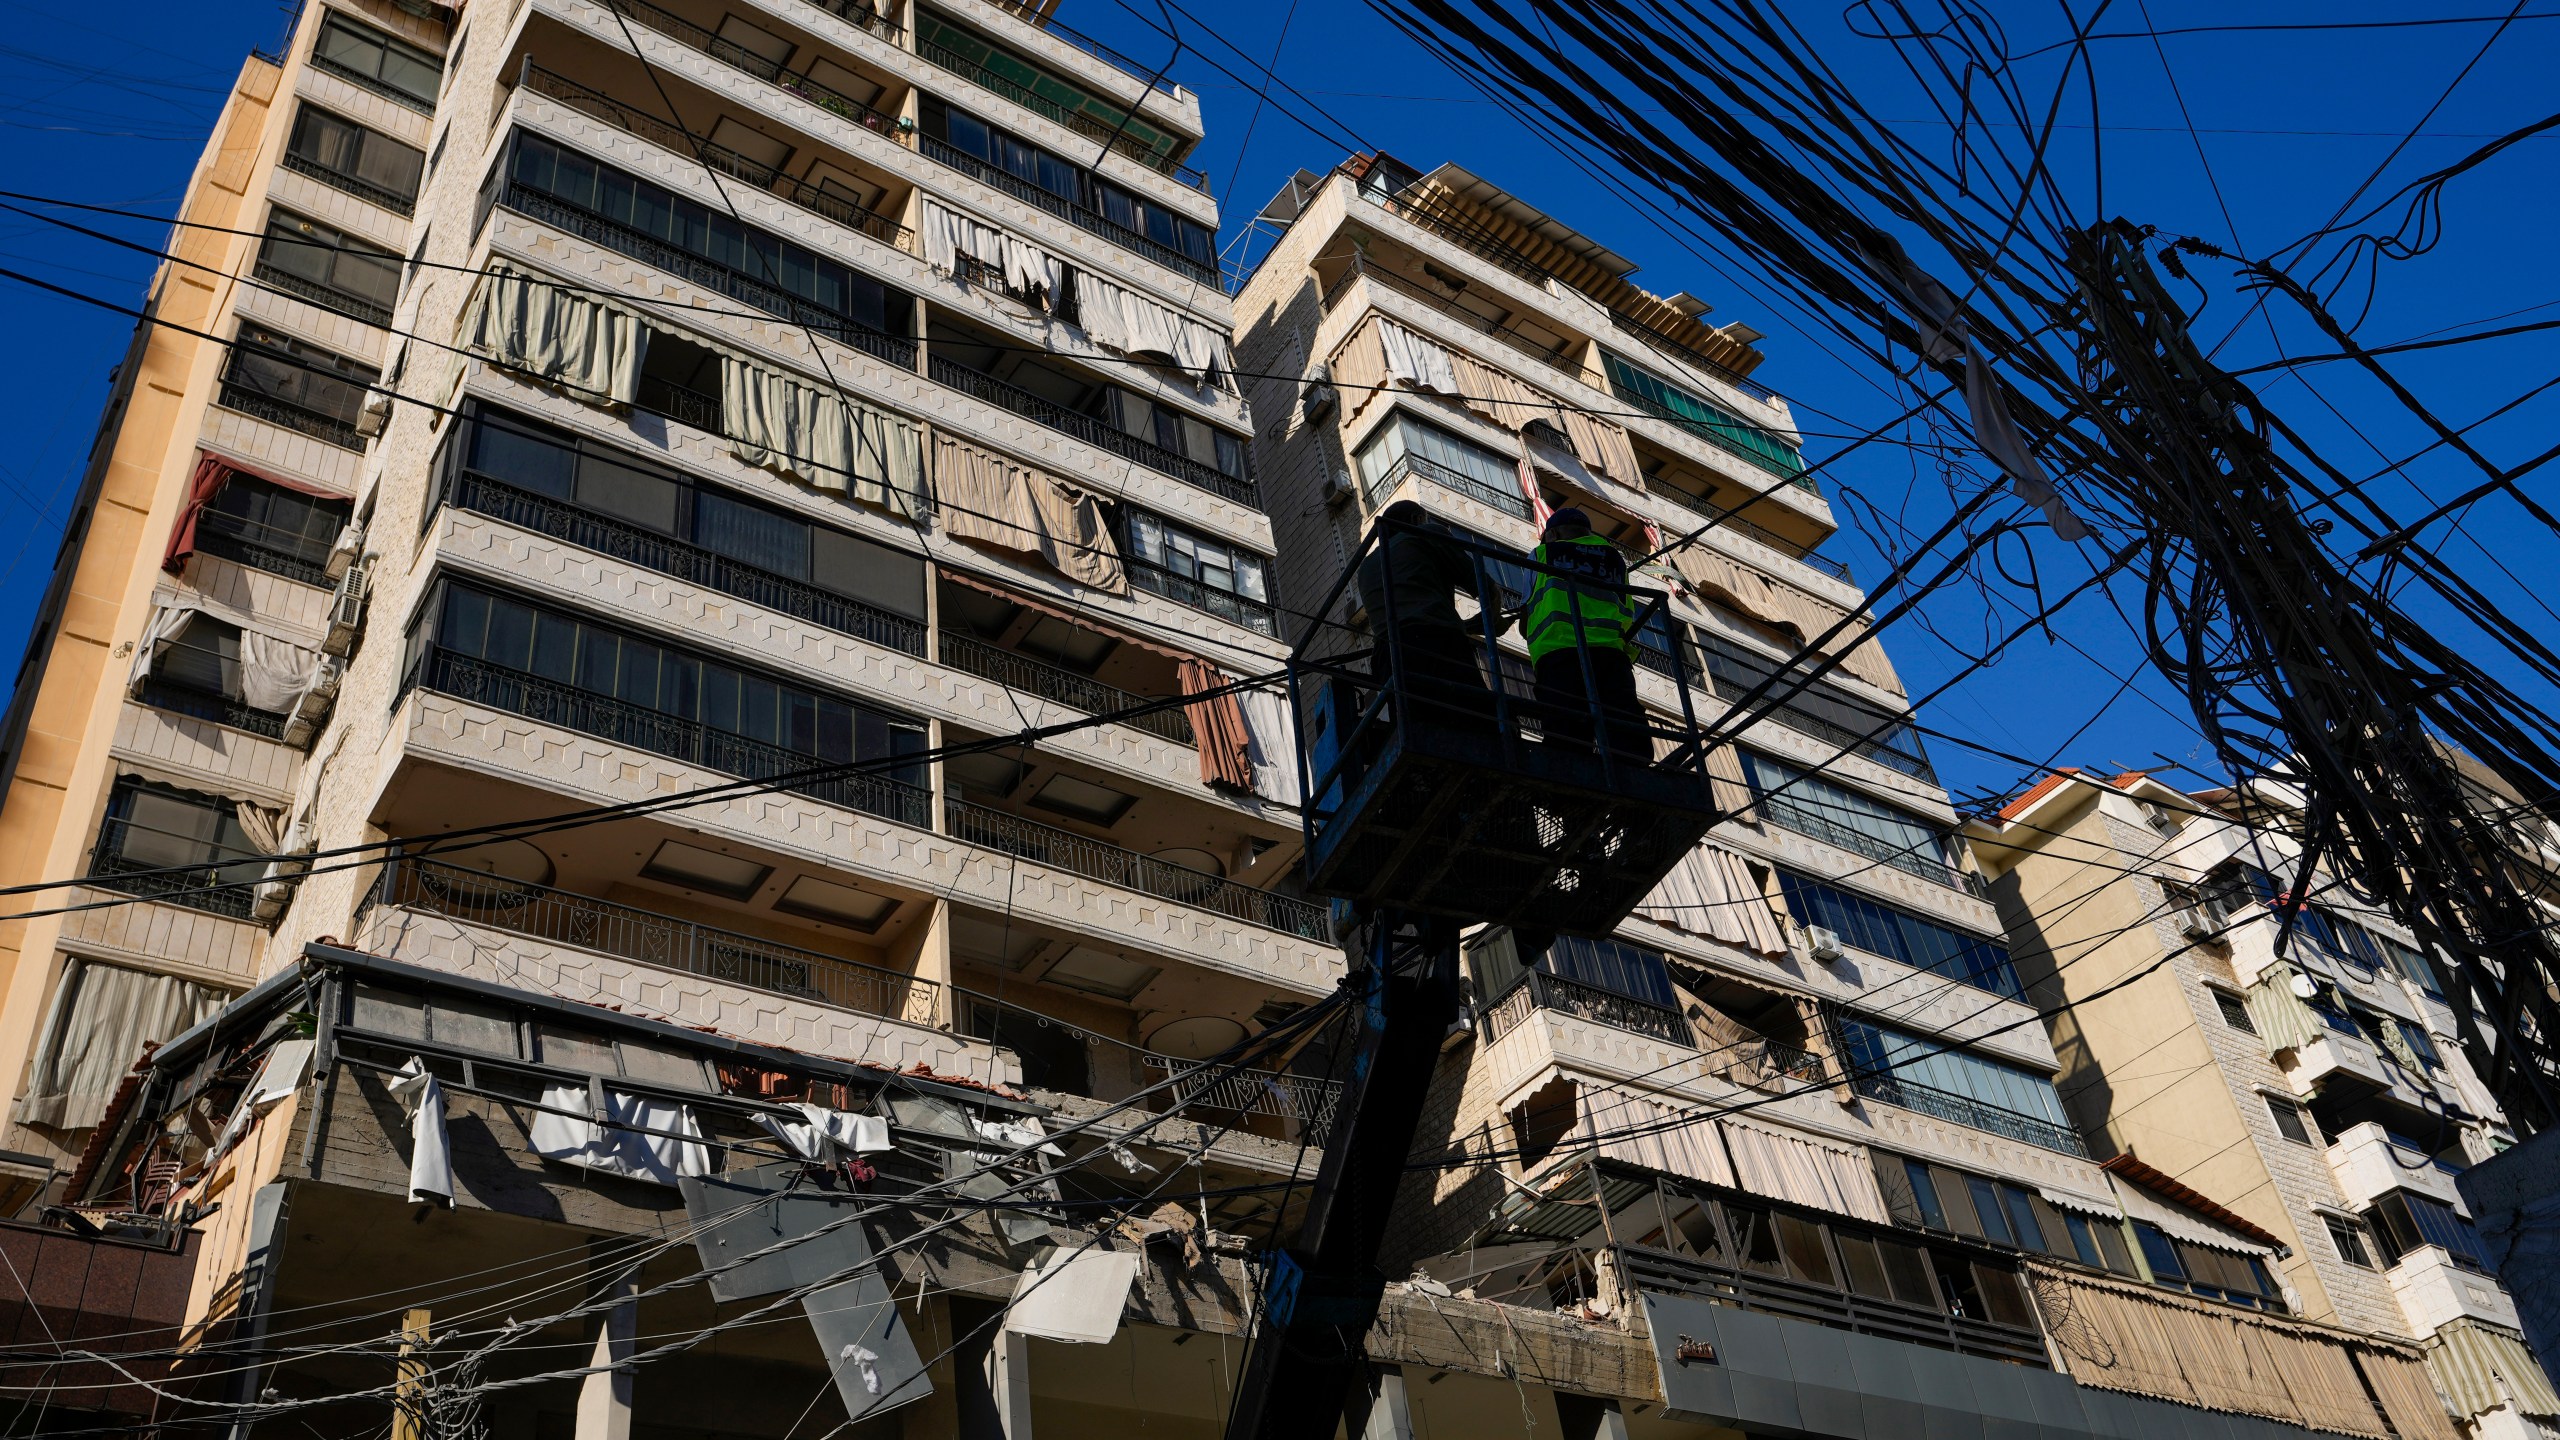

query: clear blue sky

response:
[2,0,2552,810]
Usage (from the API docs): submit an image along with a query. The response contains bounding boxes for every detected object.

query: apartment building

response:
[1969,768,2560,1440]
[1225,154,2476,1440]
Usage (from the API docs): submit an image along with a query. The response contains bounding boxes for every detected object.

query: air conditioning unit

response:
[1300,363,1339,426]
[324,523,366,581]
[1807,926,1845,963]
[355,394,391,439]
[321,560,370,657]
[2179,911,2217,941]
[1322,467,1356,507]
[250,865,296,924]
[279,661,342,748]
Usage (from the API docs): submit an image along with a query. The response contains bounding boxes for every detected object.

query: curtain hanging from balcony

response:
[2242,966,2326,1053]
[162,451,338,574]
[2426,1318,2560,1422]
[1376,317,1461,395]
[1076,275,1233,385]
[1719,1121,1890,1223]
[722,356,926,517]
[125,596,335,714]
[1326,321,1391,423]
[2022,1265,2204,1407]
[2361,1345,2465,1440]
[458,264,647,407]
[124,603,200,696]
[1632,844,1789,957]
[919,201,1066,308]
[1177,659,1254,791]
[1573,1084,1733,1188]
[529,1081,713,1185]
[1236,687,1300,806]
[14,960,227,1132]
[1665,545,1903,694]
[931,436,1126,592]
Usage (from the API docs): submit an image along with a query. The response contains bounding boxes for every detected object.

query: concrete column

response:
[575,1244,640,1440]
[986,1327,1034,1440]
[1344,1364,1412,1440]
[1555,1392,1629,1440]
[2460,1129,2560,1371]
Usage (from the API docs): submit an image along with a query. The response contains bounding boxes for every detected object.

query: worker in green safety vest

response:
[1524,507,1648,764]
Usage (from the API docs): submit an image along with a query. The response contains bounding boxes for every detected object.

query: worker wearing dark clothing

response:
[1525,508,1648,764]
[1357,500,1500,736]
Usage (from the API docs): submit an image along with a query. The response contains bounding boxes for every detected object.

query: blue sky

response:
[1,0,2552,810]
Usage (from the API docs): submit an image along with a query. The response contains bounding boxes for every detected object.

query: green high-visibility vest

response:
[1524,535,1634,662]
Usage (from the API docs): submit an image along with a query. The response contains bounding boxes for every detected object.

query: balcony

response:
[1482,969,1688,1046]
[517,65,910,250]
[1139,1052,1341,1136]
[403,647,933,829]
[216,380,366,452]
[936,630,1192,745]
[913,35,1208,190]
[1323,252,1579,379]
[1365,451,1531,523]
[251,261,391,327]
[368,857,940,1026]
[925,353,1256,506]
[2327,1122,2464,1211]
[87,854,255,921]
[132,678,291,742]
[1639,475,1850,581]
[603,0,909,139]
[1850,1072,2089,1157]
[308,50,434,115]
[795,0,901,43]
[445,468,928,657]
[191,519,334,587]
[943,797,1328,940]
[495,184,916,367]
[914,133,1217,284]
[2386,1246,2521,1333]
[277,149,416,216]
[987,1,1181,94]
[1753,791,1988,898]
[1604,353,1810,490]
[1618,1242,2049,1367]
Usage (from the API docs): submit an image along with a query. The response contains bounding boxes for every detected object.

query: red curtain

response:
[1177,659,1255,791]
[162,452,341,575]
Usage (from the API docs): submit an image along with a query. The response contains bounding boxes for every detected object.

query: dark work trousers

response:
[1385,621,1498,739]
[1535,647,1648,765]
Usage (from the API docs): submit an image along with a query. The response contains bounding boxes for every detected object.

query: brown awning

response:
[937,566,1192,665]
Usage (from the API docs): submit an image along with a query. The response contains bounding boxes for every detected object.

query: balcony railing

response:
[278,150,418,216]
[1482,970,1688,1046]
[936,631,1194,745]
[1606,308,1781,405]
[925,353,1255,506]
[796,0,901,42]
[1366,451,1530,522]
[497,185,917,366]
[915,134,1218,285]
[447,469,928,657]
[192,522,335,588]
[1638,476,1850,582]
[133,679,291,741]
[1754,794,1988,898]
[216,381,367,451]
[1700,665,1936,783]
[369,857,939,1027]
[1141,1052,1343,1134]
[635,375,722,432]
[1124,555,1278,636]
[944,797,1329,939]
[1323,255,1578,374]
[602,0,908,141]
[1851,1072,2087,1157]
[988,1,1180,94]
[308,51,435,114]
[1607,376,1813,490]
[517,65,910,250]
[88,840,257,921]
[252,262,392,327]
[1617,1243,2049,1367]
[406,647,933,829]
[915,39,1207,190]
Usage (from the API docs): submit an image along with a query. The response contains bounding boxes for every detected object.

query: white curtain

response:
[459,266,647,407]
[1723,1121,1892,1223]
[530,1082,712,1185]
[1636,845,1791,957]
[207,1037,313,1161]
[15,961,227,1131]
[921,201,1066,306]
[722,356,926,517]
[1238,688,1301,806]
[1077,275,1234,384]
[389,1058,454,1206]
[125,604,201,697]
[758,1102,892,1163]
[1377,317,1460,396]
[240,631,324,713]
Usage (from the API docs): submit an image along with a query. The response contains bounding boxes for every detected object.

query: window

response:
[2395,1020,2444,1071]
[1902,1158,1948,1230]
[1695,633,1933,777]
[195,473,351,582]
[965,1002,1091,1095]
[1461,929,1677,1011]
[1088,179,1215,267]
[1775,870,2020,998]
[505,134,909,340]
[1835,1017,2073,1141]
[2365,1191,2487,1272]
[1743,753,1965,889]
[2379,935,2446,1001]
[258,210,400,320]
[286,105,425,208]
[2133,1222,2185,1285]
[2062,1213,2105,1268]
[1355,414,1527,518]
[224,324,374,441]
[89,776,265,917]
[2213,989,2257,1034]
[312,13,442,110]
[2265,1095,2313,1145]
[2325,1214,2376,1269]
[1601,350,1805,482]
[922,97,1081,203]
[1107,390,1248,480]
[1120,509,1275,634]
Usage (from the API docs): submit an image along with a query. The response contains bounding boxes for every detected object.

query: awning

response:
[164,451,339,574]
[2106,1170,2274,1256]
[2427,1317,2560,1420]
[938,566,1188,664]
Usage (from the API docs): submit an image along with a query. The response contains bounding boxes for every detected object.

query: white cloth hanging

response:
[920,201,1066,308]
[1238,688,1302,806]
[388,1057,454,1207]
[969,1115,1065,1158]
[721,356,926,517]
[15,961,227,1132]
[239,630,324,712]
[207,1038,314,1162]
[125,604,200,697]
[529,1082,712,1186]
[1376,318,1460,396]
[1075,275,1234,385]
[459,266,648,407]
[757,1103,892,1163]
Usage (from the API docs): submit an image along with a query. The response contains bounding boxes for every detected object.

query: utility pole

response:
[392,1309,431,1440]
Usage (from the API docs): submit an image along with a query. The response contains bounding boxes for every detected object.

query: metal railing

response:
[407,648,934,828]
[192,523,335,588]
[517,65,911,250]
[1364,187,1551,288]
[602,0,908,139]
[1850,1072,2087,1157]
[308,52,435,114]
[447,469,928,656]
[1754,793,1988,898]
[925,353,1255,505]
[133,678,291,741]
[251,261,393,327]
[278,150,418,216]
[797,0,901,42]
[915,39,1208,189]
[1140,1053,1342,1133]
[915,134,1218,284]
[1606,308,1781,405]
[1323,254,1578,373]
[1482,970,1689,1046]
[1761,1040,1828,1085]
[1618,1243,2049,1367]
[88,841,258,920]
[1607,375,1813,490]
[1366,451,1530,522]
[944,797,1329,939]
[634,374,722,432]
[497,185,917,366]
[987,1,1180,93]
[369,857,939,1027]
[1699,662,1936,782]
[1124,555,1279,636]
[1637,476,1852,582]
[216,381,367,451]
[936,630,1193,745]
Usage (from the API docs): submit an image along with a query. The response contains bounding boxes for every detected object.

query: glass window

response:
[1836,1016,2071,1131]
[1776,870,2019,998]
[1119,508,1276,634]
[1087,178,1214,265]
[1966,1177,2014,1247]
[92,776,265,905]
[1834,1231,1893,1298]
[617,1038,710,1089]
[287,104,424,203]
[1773,1213,1837,1287]
[2380,936,2446,1001]
[154,614,244,700]
[1354,414,1526,517]
[1903,1159,1947,1230]
[1971,1262,2034,1328]
[2214,989,2257,1033]
[2134,1222,2186,1287]
[1726,1203,1786,1275]
[201,472,351,573]
[2368,1191,2486,1271]
[2063,1213,2105,1268]
[227,323,373,425]
[430,994,521,1056]
[314,14,443,107]
[260,210,401,311]
[696,490,807,576]
[352,984,427,1038]
[1530,933,1677,1009]
[2266,1095,2313,1145]
[2000,1186,2047,1253]
[1877,1236,1937,1306]
[1602,350,1804,480]
[1745,752,1961,886]
[577,455,681,534]
[2395,1020,2444,1071]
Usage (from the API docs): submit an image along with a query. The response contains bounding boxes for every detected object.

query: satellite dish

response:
[1147,1015,1247,1061]
[2289,972,2320,1000]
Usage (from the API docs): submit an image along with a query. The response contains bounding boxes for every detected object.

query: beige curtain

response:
[1327,320,1390,424]
[722,356,925,516]
[234,802,285,857]
[1574,1085,1733,1188]
[239,630,324,713]
[2243,966,2326,1052]
[1446,346,1551,434]
[1634,844,1790,956]
[2425,1318,2558,1421]
[459,266,646,406]
[15,960,227,1131]
[1720,1121,1890,1223]
[2025,1265,2201,1405]
[2275,1330,2394,1437]
[1671,546,1902,694]
[2361,1346,2462,1440]
[1706,743,1758,825]
[1082,275,1233,383]
[932,435,1125,593]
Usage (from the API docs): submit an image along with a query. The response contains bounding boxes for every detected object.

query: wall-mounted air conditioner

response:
[321,559,370,657]
[1807,926,1845,963]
